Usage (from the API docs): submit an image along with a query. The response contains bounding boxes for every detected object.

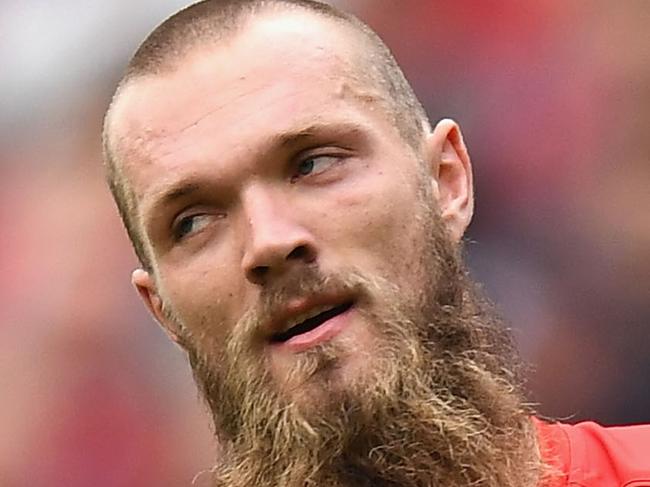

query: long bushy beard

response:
[183,212,540,487]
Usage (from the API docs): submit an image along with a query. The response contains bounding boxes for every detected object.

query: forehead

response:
[110,11,388,199]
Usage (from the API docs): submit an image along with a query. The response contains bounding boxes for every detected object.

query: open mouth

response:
[271,301,354,343]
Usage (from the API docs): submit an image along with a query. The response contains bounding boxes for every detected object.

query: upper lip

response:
[266,293,354,338]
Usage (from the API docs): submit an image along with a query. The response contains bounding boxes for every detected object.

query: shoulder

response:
[534,419,650,487]
[536,418,650,487]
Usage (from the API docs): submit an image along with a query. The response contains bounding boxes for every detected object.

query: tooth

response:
[283,305,334,331]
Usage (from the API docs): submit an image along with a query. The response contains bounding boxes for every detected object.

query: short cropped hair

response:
[103,0,430,270]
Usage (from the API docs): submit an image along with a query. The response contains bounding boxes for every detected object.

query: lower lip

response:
[276,305,354,353]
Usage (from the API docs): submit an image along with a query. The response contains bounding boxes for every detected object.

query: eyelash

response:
[291,153,345,183]
[172,214,201,241]
[172,212,224,242]
[169,150,349,242]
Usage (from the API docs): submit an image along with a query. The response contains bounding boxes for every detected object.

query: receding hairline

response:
[107,6,381,125]
[124,1,356,79]
[103,0,431,270]
[107,1,429,132]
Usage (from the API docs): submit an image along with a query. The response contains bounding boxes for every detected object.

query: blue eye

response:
[298,158,315,176]
[175,216,197,239]
[173,213,214,241]
[293,155,341,181]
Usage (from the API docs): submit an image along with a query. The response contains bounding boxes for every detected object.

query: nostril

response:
[245,244,316,285]
[287,245,313,262]
[249,265,270,281]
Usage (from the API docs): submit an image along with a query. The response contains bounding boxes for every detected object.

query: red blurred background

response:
[2,1,648,484]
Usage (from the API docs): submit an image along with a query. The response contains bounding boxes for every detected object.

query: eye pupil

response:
[298,159,315,175]
[178,217,194,237]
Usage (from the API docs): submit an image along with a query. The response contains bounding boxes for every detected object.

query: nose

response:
[241,186,317,286]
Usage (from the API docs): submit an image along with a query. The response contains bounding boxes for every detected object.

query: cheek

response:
[321,170,428,274]
[159,261,244,342]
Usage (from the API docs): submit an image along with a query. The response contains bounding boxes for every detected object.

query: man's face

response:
[108,12,538,487]
[114,13,469,398]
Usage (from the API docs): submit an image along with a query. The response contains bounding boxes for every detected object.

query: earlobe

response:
[132,269,183,345]
[426,119,475,242]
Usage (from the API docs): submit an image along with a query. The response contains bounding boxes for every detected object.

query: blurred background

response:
[1,0,648,485]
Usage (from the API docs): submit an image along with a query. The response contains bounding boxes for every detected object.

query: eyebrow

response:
[141,179,203,231]
[143,121,368,221]
[158,181,201,208]
[274,122,365,149]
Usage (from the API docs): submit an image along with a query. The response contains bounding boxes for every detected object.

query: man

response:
[102,1,650,486]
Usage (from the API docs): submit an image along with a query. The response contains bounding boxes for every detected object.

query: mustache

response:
[231,265,372,344]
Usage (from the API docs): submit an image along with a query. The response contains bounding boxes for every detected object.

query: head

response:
[103,1,540,486]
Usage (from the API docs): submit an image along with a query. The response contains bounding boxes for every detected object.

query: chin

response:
[271,340,375,410]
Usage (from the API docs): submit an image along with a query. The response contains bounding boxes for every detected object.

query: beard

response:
[179,207,541,487]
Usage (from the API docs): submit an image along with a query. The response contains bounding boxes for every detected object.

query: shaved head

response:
[101,2,545,486]
[103,0,430,269]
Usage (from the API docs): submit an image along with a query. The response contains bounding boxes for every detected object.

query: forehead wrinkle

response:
[123,73,382,180]
[112,10,390,175]
[137,117,373,235]
[121,95,392,242]
[112,7,407,158]
[108,9,405,243]
[152,79,274,145]
[144,118,371,205]
[125,88,318,181]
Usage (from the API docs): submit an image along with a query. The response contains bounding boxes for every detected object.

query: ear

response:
[132,269,184,346]
[425,119,474,242]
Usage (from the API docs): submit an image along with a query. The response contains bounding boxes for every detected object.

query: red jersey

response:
[536,419,650,486]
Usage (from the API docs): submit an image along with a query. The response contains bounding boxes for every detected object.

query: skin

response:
[109,11,474,399]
